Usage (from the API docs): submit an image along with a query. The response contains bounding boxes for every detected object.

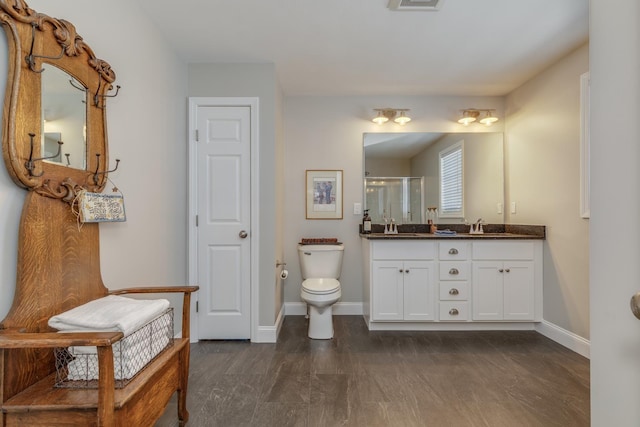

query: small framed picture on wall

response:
[305,170,343,219]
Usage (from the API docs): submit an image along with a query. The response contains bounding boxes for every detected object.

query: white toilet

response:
[297,243,344,339]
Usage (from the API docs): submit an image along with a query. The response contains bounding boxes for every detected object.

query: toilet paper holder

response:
[276,261,288,280]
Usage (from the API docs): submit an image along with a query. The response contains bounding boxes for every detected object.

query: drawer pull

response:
[449,268,459,275]
[448,248,459,255]
[449,288,459,296]
[449,308,459,316]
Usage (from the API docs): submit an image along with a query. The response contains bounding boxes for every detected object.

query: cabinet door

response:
[372,261,404,320]
[503,261,535,320]
[472,261,504,320]
[403,261,436,321]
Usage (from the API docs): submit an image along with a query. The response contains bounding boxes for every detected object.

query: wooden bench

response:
[0,192,198,426]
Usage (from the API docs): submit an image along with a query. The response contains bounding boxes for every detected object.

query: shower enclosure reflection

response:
[364,177,424,224]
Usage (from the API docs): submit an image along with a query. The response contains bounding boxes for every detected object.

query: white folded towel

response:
[48,295,170,336]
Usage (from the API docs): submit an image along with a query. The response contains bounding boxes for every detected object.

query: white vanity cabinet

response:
[367,241,436,322]
[362,237,543,330]
[471,241,542,321]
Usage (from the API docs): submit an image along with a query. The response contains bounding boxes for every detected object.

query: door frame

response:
[187,97,260,342]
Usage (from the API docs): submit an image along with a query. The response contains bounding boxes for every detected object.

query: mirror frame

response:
[0,0,116,200]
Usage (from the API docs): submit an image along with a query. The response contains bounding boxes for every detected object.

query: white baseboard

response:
[284,301,363,316]
[252,305,285,343]
[535,320,590,359]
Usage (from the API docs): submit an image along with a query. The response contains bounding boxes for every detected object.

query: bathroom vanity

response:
[360,228,544,331]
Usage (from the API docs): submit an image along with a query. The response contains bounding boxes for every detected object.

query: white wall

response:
[0,1,189,328]
[283,95,504,304]
[505,44,589,339]
[590,0,640,424]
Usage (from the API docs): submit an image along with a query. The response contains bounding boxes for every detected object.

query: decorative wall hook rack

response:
[24,133,63,177]
[26,22,64,73]
[92,153,120,184]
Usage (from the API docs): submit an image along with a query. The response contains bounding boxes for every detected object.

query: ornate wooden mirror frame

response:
[0,0,117,200]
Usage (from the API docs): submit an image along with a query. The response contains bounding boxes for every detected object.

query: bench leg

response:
[177,344,190,426]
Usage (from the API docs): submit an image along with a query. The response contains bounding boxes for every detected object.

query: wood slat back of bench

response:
[1,192,109,401]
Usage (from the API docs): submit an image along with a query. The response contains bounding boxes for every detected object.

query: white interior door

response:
[196,105,251,339]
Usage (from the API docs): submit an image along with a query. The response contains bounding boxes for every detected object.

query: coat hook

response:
[65,153,71,166]
[25,22,64,73]
[92,153,120,184]
[93,76,121,109]
[24,132,63,177]
[68,78,87,93]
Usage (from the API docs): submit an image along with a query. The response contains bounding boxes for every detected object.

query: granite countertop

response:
[359,224,545,240]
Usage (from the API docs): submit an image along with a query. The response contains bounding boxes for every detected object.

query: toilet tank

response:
[297,244,344,279]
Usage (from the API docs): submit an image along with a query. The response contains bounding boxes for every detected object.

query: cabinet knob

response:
[449,308,459,316]
[499,268,504,273]
[399,269,404,273]
[449,268,459,275]
[449,288,459,296]
[405,269,410,274]
[448,248,459,255]
[505,268,510,273]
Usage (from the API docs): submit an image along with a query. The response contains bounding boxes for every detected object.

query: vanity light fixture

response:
[372,108,412,125]
[458,109,499,126]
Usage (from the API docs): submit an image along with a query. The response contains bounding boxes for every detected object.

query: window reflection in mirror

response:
[363,132,504,225]
[41,64,87,169]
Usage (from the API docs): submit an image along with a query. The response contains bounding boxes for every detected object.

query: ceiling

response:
[135,0,588,97]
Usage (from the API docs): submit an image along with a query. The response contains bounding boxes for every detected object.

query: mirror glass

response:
[364,132,505,224]
[41,64,87,169]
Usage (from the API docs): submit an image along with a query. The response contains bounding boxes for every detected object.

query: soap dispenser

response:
[362,209,372,234]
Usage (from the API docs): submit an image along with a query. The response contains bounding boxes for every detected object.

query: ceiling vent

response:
[387,0,445,11]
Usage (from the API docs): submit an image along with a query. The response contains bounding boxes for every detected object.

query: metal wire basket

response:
[54,308,174,389]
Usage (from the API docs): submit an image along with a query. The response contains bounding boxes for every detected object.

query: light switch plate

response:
[497,203,503,214]
[511,202,517,214]
[354,202,362,215]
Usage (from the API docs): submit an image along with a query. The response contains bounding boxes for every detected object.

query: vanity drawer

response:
[439,301,469,321]
[438,242,469,260]
[472,241,535,260]
[372,240,436,260]
[439,261,470,281]
[439,282,469,301]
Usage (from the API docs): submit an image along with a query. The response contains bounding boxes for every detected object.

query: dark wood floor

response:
[156,315,590,427]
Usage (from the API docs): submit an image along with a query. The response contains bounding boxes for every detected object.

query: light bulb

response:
[394,111,411,125]
[372,111,389,124]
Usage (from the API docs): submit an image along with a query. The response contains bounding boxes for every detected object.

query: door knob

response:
[631,292,640,320]
[239,230,248,239]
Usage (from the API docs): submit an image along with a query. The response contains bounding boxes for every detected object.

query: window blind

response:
[439,142,463,217]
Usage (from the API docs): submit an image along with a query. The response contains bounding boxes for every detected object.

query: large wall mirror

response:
[0,0,117,199]
[364,132,505,225]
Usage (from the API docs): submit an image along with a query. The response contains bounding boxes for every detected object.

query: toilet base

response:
[307,304,334,339]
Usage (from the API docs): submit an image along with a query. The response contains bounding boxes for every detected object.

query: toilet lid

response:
[302,278,340,295]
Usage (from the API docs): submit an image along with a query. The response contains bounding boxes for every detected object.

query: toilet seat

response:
[301,278,340,295]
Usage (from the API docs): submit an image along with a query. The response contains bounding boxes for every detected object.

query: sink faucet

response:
[470,218,484,234]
